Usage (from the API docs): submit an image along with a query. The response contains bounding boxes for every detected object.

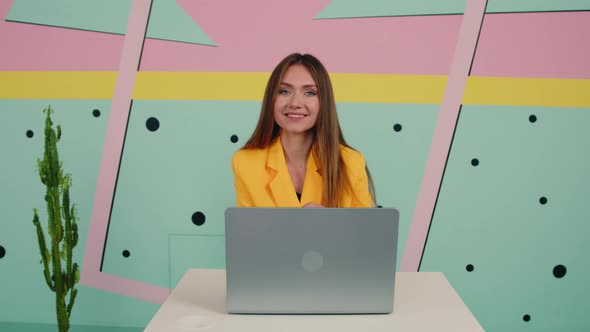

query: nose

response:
[289,92,303,109]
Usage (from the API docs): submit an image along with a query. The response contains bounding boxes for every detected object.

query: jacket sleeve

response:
[350,152,375,208]
[231,151,255,207]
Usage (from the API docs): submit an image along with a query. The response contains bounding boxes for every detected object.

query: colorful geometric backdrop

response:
[1,0,589,331]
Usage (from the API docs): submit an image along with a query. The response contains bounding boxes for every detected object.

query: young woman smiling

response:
[231,53,376,208]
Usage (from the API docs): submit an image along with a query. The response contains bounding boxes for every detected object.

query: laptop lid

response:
[224,207,400,314]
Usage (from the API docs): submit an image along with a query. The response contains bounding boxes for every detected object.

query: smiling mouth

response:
[286,113,307,118]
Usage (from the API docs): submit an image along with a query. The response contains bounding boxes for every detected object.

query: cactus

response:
[33,106,79,332]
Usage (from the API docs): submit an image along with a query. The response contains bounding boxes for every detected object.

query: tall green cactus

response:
[33,106,80,332]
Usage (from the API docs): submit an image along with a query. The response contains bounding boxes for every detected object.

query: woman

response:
[232,53,376,208]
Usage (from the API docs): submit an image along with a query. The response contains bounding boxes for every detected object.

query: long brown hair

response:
[242,53,375,207]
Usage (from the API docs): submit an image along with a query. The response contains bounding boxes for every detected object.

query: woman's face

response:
[273,64,320,136]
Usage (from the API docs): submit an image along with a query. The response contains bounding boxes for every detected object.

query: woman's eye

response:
[305,91,317,96]
[278,89,290,95]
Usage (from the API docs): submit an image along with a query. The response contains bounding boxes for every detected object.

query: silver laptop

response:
[224,207,399,314]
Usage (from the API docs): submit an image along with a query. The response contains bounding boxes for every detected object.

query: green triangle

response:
[146,0,215,46]
[315,0,468,18]
[486,0,590,13]
[315,0,590,19]
[6,0,215,46]
[6,0,132,34]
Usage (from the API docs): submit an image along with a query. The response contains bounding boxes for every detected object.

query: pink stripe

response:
[82,272,170,304]
[472,11,590,79]
[0,0,124,71]
[140,0,462,74]
[400,0,488,272]
[79,0,171,303]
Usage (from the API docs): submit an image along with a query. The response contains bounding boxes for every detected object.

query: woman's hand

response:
[302,202,324,208]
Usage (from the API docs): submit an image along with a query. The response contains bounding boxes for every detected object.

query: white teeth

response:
[287,114,306,118]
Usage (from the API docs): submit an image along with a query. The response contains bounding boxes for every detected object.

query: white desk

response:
[145,269,483,331]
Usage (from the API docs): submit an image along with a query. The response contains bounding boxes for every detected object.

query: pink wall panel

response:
[472,11,590,79]
[139,0,462,75]
[0,0,124,71]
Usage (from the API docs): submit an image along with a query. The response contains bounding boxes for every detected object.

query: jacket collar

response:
[266,137,322,206]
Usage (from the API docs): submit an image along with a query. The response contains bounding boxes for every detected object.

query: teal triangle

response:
[6,0,132,35]
[315,0,468,18]
[486,0,590,13]
[146,0,215,46]
[6,0,216,46]
[315,0,590,19]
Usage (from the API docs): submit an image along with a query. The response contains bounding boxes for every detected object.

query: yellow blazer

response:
[231,137,373,207]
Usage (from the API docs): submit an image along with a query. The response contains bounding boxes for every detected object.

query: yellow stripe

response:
[464,76,590,107]
[0,72,117,99]
[331,74,447,103]
[133,72,270,101]
[132,72,448,104]
[1,72,588,107]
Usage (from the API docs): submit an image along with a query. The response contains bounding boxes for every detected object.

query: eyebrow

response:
[279,82,317,89]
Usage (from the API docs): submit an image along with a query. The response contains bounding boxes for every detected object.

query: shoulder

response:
[339,145,367,175]
[232,147,268,168]
[339,145,366,165]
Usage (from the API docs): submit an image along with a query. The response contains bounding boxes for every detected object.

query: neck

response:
[279,131,314,165]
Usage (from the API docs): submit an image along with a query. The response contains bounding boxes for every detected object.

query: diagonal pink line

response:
[400,0,488,272]
[80,0,170,303]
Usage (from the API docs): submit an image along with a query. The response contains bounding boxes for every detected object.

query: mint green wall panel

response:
[169,234,225,288]
[0,100,159,328]
[421,105,590,331]
[0,322,142,332]
[102,100,259,288]
[338,102,440,270]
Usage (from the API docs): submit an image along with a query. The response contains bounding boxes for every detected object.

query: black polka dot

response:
[466,264,474,272]
[92,109,101,118]
[0,245,5,259]
[471,158,479,167]
[523,314,531,322]
[26,130,34,138]
[553,265,567,278]
[192,212,206,226]
[529,115,537,123]
[230,135,239,143]
[146,117,160,132]
[393,124,403,132]
[122,250,130,258]
[539,197,548,205]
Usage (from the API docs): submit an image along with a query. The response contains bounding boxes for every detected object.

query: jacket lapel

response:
[300,152,322,206]
[267,138,300,207]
